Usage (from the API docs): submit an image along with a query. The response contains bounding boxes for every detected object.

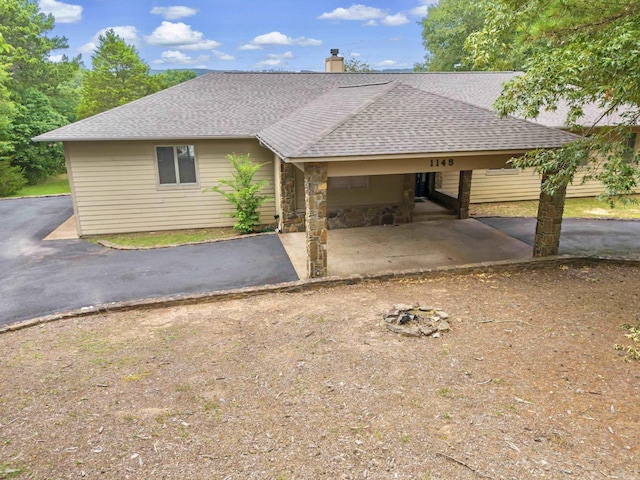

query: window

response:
[156,145,197,185]
[329,176,369,190]
[622,133,637,163]
[486,168,519,176]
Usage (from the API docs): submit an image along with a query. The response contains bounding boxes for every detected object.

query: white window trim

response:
[155,145,199,187]
[485,168,519,176]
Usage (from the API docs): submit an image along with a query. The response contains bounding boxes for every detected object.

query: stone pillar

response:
[457,170,472,219]
[534,173,568,257]
[280,162,305,232]
[397,173,415,223]
[304,162,328,278]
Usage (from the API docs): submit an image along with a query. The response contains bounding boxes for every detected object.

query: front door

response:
[415,173,436,198]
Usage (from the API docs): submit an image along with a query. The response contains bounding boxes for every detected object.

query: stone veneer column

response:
[397,173,415,223]
[457,170,472,219]
[304,162,328,278]
[279,162,305,232]
[533,173,568,257]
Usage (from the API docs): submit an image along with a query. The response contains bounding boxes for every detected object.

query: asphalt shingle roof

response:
[33,71,584,156]
[257,81,577,159]
[33,72,521,142]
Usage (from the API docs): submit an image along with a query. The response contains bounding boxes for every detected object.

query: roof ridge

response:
[287,81,399,158]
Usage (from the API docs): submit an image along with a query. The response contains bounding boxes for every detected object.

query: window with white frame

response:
[156,145,197,185]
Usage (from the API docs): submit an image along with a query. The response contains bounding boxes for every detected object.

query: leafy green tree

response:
[416,0,527,72]
[468,0,640,198]
[210,154,271,234]
[0,0,80,184]
[417,0,487,71]
[0,0,80,97]
[0,51,23,195]
[77,30,159,119]
[0,38,15,159]
[467,0,640,256]
[50,68,84,123]
[0,159,27,196]
[345,58,373,73]
[10,88,67,183]
[153,69,196,89]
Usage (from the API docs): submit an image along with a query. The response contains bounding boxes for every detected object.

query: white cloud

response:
[382,13,409,26]
[296,37,323,47]
[256,51,294,67]
[145,21,221,50]
[48,54,64,62]
[153,50,210,65]
[39,0,82,23]
[350,52,361,57]
[410,0,437,17]
[150,6,198,20]
[377,60,398,67]
[319,4,416,26]
[242,31,322,50]
[410,5,428,16]
[318,4,384,21]
[79,26,139,56]
[238,43,262,50]
[252,31,291,46]
[212,50,235,61]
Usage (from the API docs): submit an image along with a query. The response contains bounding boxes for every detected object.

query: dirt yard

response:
[1,262,639,479]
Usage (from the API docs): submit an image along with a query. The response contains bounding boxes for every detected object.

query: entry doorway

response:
[415,172,436,199]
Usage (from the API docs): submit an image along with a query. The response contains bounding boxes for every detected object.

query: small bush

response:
[209,153,271,234]
[0,159,27,196]
[614,323,640,361]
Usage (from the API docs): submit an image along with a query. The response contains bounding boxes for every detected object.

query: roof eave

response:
[285,146,572,163]
[32,134,256,143]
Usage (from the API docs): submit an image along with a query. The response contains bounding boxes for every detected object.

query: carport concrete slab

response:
[279,218,532,278]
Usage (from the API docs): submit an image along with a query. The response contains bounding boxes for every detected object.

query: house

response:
[36,52,599,278]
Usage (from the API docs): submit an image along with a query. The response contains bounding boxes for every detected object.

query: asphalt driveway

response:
[478,217,640,257]
[0,196,298,326]
[3,197,640,326]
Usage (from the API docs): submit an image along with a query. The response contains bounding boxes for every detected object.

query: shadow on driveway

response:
[0,196,298,326]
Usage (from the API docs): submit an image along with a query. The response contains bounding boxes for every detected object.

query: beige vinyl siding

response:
[293,170,404,210]
[439,168,605,203]
[66,139,276,236]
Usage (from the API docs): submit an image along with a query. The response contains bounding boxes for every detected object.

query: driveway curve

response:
[0,196,298,325]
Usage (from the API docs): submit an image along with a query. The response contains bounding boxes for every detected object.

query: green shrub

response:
[209,154,271,234]
[0,159,27,196]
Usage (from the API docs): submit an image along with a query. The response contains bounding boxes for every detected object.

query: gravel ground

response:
[1,262,639,479]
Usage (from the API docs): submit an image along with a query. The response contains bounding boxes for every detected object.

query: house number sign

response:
[430,158,455,167]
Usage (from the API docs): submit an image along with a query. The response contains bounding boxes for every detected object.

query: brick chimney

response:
[325,48,344,73]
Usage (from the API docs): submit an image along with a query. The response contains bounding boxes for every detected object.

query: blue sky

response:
[40,0,436,71]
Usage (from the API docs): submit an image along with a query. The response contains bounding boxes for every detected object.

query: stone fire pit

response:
[383,303,451,337]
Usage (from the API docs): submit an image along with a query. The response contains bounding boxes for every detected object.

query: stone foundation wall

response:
[281,170,415,232]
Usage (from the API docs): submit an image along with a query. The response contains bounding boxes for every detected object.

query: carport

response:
[257,81,578,278]
[279,217,533,278]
